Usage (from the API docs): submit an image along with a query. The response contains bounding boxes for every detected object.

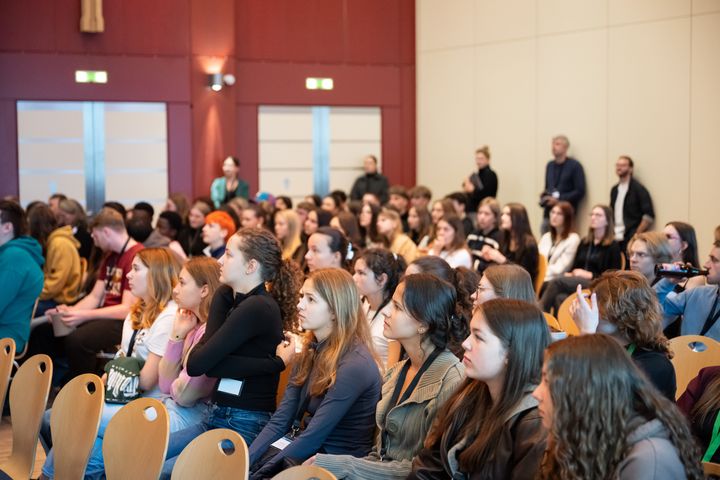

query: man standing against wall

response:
[540,135,586,232]
[610,155,654,252]
[349,155,389,205]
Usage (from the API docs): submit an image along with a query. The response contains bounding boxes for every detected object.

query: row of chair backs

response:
[0,353,53,479]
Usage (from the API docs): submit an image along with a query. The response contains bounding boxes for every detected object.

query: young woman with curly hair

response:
[408,299,551,479]
[163,226,303,471]
[534,334,703,480]
[311,274,467,479]
[248,269,382,478]
[571,270,676,400]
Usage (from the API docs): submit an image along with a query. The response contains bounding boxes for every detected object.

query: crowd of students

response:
[1,165,719,479]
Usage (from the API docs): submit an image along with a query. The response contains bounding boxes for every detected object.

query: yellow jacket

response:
[40,226,82,304]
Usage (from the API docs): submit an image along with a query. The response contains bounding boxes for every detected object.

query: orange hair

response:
[204,211,236,242]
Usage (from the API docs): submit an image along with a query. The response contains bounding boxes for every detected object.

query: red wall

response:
[0,0,415,200]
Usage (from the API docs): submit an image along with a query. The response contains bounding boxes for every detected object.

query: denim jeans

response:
[161,404,271,478]
[42,397,211,479]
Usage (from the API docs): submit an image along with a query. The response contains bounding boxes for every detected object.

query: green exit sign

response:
[75,70,108,84]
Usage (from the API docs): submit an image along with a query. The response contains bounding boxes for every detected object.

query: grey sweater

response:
[618,418,687,479]
[313,349,464,479]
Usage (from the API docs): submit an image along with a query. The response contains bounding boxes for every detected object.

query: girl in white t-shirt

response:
[352,249,407,367]
[42,247,181,479]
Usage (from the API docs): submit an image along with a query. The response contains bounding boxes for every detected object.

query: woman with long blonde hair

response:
[42,247,181,478]
[274,208,304,263]
[249,268,382,478]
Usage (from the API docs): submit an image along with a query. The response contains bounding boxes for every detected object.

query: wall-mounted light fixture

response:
[208,73,236,92]
[306,77,334,90]
[75,70,108,84]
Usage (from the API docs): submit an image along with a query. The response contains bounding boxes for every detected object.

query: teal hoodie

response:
[0,236,44,352]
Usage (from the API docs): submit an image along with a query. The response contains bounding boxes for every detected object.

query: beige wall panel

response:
[537,30,607,233]
[330,170,364,195]
[19,174,86,206]
[258,142,313,170]
[417,48,475,199]
[538,0,608,35]
[474,0,536,44]
[18,143,84,170]
[328,107,381,141]
[329,142,382,169]
[608,18,691,229]
[693,0,720,14]
[259,169,314,198]
[105,143,167,170]
[417,0,475,51]
[18,110,83,139]
[689,13,720,251]
[105,111,166,139]
[105,171,168,204]
[258,107,313,141]
[473,40,536,219]
[609,0,691,25]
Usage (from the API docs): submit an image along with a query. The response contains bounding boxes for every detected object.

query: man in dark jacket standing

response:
[540,135,586,232]
[610,155,654,252]
[349,155,389,205]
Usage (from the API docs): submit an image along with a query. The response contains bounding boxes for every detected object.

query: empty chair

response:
[272,465,337,480]
[668,335,720,400]
[0,338,16,411]
[171,428,248,480]
[102,397,169,480]
[0,354,53,480]
[50,374,105,480]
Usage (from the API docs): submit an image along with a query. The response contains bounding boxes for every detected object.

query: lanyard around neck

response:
[703,411,720,462]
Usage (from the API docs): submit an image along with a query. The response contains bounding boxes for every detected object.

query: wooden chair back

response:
[102,397,169,480]
[0,338,16,413]
[544,312,561,331]
[0,354,53,480]
[535,254,547,296]
[555,290,588,336]
[668,335,720,399]
[704,461,720,477]
[51,374,105,480]
[272,465,338,480]
[171,428,248,480]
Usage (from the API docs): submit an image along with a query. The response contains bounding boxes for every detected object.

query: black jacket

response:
[350,172,390,204]
[468,166,498,212]
[610,177,654,243]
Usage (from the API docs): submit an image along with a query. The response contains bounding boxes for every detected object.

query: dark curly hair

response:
[235,227,303,331]
[401,273,468,356]
[540,334,702,480]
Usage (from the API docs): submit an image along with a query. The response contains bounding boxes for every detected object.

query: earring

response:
[418,328,426,334]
